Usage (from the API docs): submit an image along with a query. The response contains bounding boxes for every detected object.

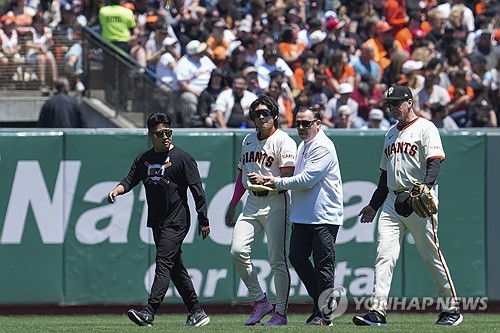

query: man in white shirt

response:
[248,106,344,326]
[323,83,360,128]
[214,73,258,128]
[173,40,216,127]
[254,44,297,91]
[417,73,451,120]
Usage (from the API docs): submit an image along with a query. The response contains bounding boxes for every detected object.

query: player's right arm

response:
[226,169,245,227]
[107,153,143,203]
[358,169,388,223]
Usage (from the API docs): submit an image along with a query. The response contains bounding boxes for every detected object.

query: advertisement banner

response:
[0,130,486,305]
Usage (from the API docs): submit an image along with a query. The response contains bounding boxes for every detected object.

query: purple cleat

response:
[263,312,287,326]
[245,297,274,325]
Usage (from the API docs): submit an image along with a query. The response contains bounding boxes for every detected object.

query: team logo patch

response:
[387,87,394,96]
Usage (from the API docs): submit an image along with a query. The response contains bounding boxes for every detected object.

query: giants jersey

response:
[380,117,445,191]
[238,129,296,190]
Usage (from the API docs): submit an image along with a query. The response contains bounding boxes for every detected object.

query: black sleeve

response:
[184,155,209,226]
[189,182,209,226]
[119,154,143,192]
[369,170,389,211]
[423,158,441,187]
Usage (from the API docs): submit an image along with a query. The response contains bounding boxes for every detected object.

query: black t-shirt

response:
[119,146,209,228]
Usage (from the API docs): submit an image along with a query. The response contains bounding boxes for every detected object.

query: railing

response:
[81,26,175,128]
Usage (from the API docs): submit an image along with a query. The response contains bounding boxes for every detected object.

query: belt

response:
[252,190,286,197]
[392,189,407,195]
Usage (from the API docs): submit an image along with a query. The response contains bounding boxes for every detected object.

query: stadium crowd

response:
[1,0,499,128]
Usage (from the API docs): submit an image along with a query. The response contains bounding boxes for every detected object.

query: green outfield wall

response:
[0,129,493,305]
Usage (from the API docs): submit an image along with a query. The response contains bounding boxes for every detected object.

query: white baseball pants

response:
[370,192,459,316]
[230,192,291,314]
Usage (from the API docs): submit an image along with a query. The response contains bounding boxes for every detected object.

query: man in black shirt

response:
[38,77,85,128]
[107,113,210,327]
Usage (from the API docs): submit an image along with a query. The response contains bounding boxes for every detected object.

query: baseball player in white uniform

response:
[354,85,463,327]
[225,95,297,326]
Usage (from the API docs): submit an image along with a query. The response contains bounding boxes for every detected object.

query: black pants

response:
[289,223,339,308]
[145,225,201,314]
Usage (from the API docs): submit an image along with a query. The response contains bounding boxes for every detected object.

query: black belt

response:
[393,189,407,195]
[252,190,286,197]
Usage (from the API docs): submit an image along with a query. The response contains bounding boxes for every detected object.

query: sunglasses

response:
[252,109,273,118]
[295,119,317,128]
[386,99,407,107]
[151,129,172,138]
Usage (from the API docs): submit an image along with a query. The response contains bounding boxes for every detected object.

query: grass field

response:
[1,313,500,333]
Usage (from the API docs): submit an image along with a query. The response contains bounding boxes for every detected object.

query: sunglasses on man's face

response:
[252,109,273,118]
[295,119,317,128]
[151,129,172,138]
[386,99,407,107]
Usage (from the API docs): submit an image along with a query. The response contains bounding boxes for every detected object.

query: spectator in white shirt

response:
[155,37,179,89]
[214,73,258,128]
[417,73,451,120]
[255,44,297,91]
[173,40,216,127]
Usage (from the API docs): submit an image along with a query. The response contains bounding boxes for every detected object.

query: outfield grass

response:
[1,313,499,332]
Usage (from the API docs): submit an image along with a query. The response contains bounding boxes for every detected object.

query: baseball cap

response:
[338,105,353,116]
[325,10,338,21]
[325,17,346,32]
[412,28,425,39]
[375,21,392,34]
[238,19,252,33]
[162,37,178,47]
[123,2,135,11]
[381,85,413,102]
[1,15,14,26]
[402,60,423,74]
[186,40,208,56]
[368,108,384,120]
[146,15,159,23]
[309,30,327,46]
[243,66,258,75]
[213,19,226,29]
[338,83,353,94]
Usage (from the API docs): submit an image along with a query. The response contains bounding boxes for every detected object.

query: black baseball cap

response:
[380,85,413,102]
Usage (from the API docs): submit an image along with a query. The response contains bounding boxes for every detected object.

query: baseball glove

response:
[394,191,413,217]
[408,182,438,218]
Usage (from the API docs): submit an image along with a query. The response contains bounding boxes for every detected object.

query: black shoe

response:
[185,309,210,327]
[305,306,320,324]
[435,311,463,326]
[127,309,154,327]
[353,310,387,327]
[306,316,333,326]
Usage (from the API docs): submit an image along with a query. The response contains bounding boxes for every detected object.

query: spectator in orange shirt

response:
[278,25,306,72]
[395,11,423,52]
[365,21,394,65]
[384,0,409,33]
[326,49,355,94]
[206,19,230,68]
[294,54,318,91]
[380,36,398,71]
[446,70,474,115]
[5,0,35,33]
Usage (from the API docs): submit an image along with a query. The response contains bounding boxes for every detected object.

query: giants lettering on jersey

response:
[242,151,274,167]
[384,141,418,158]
